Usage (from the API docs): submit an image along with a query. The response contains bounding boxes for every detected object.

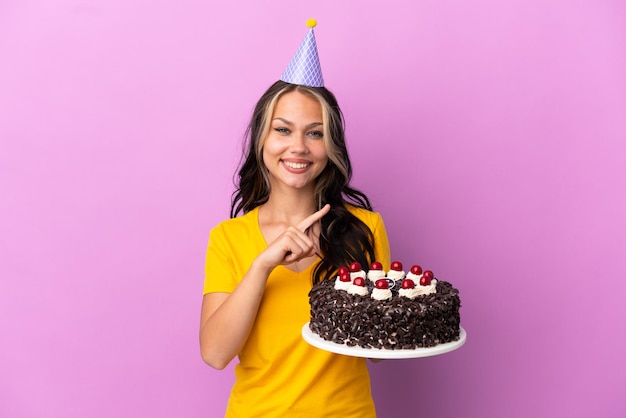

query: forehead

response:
[272,90,323,120]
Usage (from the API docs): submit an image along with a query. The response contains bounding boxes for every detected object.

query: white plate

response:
[302,323,466,359]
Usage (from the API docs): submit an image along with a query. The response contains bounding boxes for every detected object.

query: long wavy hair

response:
[230,80,376,284]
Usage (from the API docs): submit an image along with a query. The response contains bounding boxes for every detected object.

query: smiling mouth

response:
[283,161,311,169]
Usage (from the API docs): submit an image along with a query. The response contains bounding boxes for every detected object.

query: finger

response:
[284,229,315,257]
[296,204,330,233]
[285,245,317,263]
[283,240,311,264]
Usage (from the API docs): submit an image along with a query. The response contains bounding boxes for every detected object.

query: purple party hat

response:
[280,19,324,87]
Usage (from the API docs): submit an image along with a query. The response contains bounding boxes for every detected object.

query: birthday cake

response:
[308,261,461,349]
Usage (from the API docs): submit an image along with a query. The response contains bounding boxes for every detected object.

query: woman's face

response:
[262,90,329,193]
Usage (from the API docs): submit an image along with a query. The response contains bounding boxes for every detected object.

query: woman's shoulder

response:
[344,204,383,224]
[210,207,259,236]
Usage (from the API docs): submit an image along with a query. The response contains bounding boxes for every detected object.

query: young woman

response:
[199,79,390,416]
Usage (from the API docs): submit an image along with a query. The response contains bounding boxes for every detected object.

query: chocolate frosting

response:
[309,278,461,349]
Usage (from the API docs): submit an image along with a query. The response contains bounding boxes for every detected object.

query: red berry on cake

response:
[375,279,389,289]
[366,261,386,281]
[423,270,434,280]
[339,272,351,282]
[401,279,415,289]
[419,275,432,286]
[338,266,349,276]
[371,278,393,300]
[387,261,406,280]
[353,277,366,287]
[370,261,383,271]
[410,265,423,275]
[390,261,403,271]
[349,262,362,272]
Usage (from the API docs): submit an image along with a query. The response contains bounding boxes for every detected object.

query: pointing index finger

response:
[297,204,330,232]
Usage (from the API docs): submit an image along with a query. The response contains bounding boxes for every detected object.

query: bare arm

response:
[199,205,330,369]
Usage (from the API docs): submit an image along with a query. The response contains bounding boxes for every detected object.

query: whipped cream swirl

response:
[387,269,405,281]
[399,287,420,299]
[371,288,392,300]
[367,269,386,282]
[399,279,438,298]
[347,283,369,296]
[334,277,351,291]
[415,279,438,295]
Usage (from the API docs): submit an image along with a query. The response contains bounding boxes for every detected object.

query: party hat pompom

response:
[280,19,324,87]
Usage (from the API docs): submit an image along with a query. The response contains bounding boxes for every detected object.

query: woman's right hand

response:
[256,204,330,271]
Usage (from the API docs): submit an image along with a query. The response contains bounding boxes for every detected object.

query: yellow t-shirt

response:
[204,205,391,417]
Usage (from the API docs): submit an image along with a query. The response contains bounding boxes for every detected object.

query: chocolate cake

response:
[308,261,461,349]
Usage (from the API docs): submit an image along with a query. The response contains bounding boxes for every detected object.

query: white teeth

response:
[284,161,309,169]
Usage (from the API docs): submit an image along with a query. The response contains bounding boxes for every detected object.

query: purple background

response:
[1,1,625,417]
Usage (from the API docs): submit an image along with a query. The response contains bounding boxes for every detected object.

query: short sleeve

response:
[203,224,238,295]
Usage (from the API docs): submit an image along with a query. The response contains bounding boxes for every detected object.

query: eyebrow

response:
[272,118,323,129]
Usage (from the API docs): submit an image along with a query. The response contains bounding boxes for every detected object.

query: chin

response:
[275,177,316,190]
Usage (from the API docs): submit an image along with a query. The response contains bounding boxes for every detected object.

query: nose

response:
[289,133,309,154]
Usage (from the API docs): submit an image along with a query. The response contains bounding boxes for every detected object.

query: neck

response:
[262,188,317,224]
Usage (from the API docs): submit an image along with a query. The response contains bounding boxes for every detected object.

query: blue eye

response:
[274,127,290,134]
[308,130,323,138]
